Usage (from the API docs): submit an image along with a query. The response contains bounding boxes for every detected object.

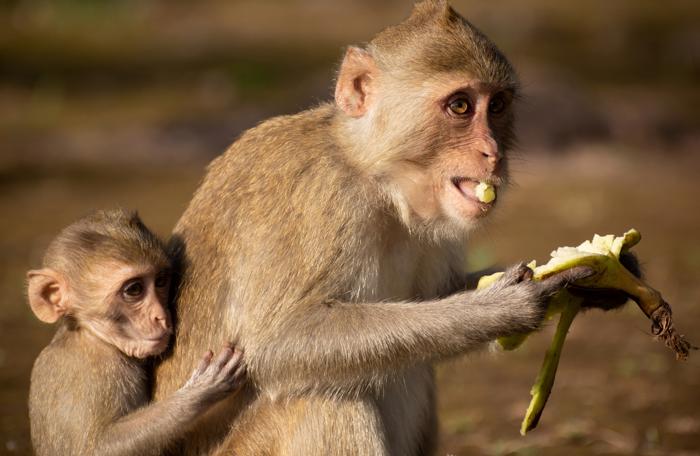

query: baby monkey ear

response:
[27,269,68,323]
[335,46,378,118]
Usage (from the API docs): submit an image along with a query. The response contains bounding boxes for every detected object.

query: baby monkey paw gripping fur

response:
[478,229,695,435]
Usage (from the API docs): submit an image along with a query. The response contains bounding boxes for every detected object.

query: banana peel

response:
[521,290,581,435]
[477,229,694,435]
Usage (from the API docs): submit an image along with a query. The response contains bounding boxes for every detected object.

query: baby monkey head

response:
[27,209,173,359]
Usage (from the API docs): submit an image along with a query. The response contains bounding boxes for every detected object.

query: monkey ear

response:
[335,47,377,118]
[27,269,68,323]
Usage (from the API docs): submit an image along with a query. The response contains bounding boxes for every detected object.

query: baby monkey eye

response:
[488,93,508,115]
[121,279,145,300]
[447,97,471,116]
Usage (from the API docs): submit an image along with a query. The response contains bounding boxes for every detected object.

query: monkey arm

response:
[94,347,244,456]
[249,296,514,393]
[93,389,206,456]
[245,267,588,394]
[31,339,203,456]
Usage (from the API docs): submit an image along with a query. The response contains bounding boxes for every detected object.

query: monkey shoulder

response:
[234,103,338,158]
[207,104,357,189]
[179,103,378,239]
[171,104,387,308]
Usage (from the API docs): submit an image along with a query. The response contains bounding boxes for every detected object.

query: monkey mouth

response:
[140,337,170,356]
[147,333,171,343]
[143,332,171,348]
[145,336,169,343]
[450,177,495,209]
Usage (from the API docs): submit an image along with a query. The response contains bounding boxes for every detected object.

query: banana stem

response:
[600,264,694,360]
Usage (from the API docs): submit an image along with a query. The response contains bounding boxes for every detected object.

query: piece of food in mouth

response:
[475,182,496,203]
[477,229,694,435]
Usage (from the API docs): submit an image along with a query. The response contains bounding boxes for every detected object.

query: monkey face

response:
[377,76,515,231]
[78,261,174,359]
[26,209,175,359]
[335,5,519,235]
[434,82,513,223]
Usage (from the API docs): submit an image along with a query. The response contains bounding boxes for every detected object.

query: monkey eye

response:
[447,96,472,116]
[155,271,170,289]
[488,93,508,115]
[121,279,145,300]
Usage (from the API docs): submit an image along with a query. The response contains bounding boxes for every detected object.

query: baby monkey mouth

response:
[143,329,172,346]
[141,334,171,356]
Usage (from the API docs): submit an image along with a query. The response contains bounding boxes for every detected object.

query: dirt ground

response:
[1,151,698,456]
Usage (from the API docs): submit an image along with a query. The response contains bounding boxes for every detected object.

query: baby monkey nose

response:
[153,311,172,331]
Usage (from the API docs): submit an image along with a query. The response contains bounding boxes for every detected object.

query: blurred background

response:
[1,0,698,455]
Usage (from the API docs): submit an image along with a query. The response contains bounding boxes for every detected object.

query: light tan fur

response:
[28,210,246,456]
[154,2,588,455]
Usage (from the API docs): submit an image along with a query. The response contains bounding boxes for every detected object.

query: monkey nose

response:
[479,141,500,164]
[481,150,499,163]
[477,149,500,175]
[154,311,172,331]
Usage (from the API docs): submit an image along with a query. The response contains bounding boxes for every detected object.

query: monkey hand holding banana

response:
[477,229,695,435]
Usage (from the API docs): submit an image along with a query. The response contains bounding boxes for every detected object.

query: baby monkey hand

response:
[182,344,246,407]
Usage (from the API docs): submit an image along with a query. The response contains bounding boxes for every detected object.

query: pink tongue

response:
[457,180,473,195]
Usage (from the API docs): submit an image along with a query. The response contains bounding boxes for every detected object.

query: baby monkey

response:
[27,209,246,456]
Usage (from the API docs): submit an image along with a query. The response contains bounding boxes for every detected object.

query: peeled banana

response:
[477,229,694,435]
[475,182,496,203]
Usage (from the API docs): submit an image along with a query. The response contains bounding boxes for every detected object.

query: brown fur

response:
[153,2,587,455]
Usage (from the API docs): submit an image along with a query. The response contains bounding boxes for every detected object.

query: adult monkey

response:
[155,1,593,454]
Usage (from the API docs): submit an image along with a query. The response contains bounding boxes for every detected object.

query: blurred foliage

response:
[0,0,698,169]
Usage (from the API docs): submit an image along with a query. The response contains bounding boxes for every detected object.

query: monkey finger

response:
[211,345,234,371]
[538,266,595,296]
[228,365,247,389]
[501,263,534,286]
[234,364,247,381]
[520,265,534,281]
[220,349,244,378]
[226,364,248,389]
[192,350,214,377]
